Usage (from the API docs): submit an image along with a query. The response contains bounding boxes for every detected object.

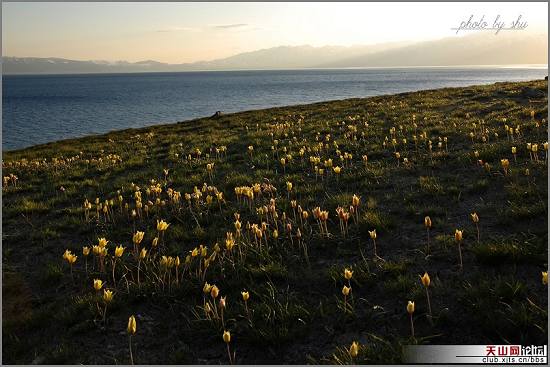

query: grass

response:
[2,79,548,364]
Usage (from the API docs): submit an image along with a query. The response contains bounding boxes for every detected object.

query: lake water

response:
[2,67,547,151]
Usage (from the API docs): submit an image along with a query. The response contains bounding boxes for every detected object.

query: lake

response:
[2,67,547,150]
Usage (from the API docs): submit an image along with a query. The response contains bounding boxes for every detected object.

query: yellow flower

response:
[344,268,353,280]
[67,253,77,264]
[139,248,147,259]
[133,231,145,245]
[93,279,104,291]
[211,285,219,298]
[421,272,430,288]
[542,271,548,285]
[223,330,231,343]
[156,219,170,232]
[273,229,279,239]
[286,181,292,192]
[220,296,227,309]
[349,341,359,358]
[352,194,360,207]
[470,212,479,223]
[342,285,351,296]
[424,216,432,228]
[152,237,159,247]
[369,229,377,240]
[407,301,415,314]
[191,247,199,257]
[127,315,137,335]
[82,246,91,256]
[103,289,114,303]
[511,146,517,154]
[455,229,463,242]
[500,159,509,170]
[333,166,341,174]
[241,291,250,301]
[115,245,125,258]
[98,237,109,248]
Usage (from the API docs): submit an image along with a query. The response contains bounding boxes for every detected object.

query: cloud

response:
[156,26,200,33]
[211,23,249,29]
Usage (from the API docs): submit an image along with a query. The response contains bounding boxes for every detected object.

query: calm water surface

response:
[3,67,547,150]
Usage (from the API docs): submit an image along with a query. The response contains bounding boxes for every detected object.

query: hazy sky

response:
[2,2,547,63]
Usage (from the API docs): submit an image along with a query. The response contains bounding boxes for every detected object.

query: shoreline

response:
[3,78,547,155]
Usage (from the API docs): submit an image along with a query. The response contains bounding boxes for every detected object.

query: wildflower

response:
[211,285,219,298]
[157,219,170,231]
[132,232,144,245]
[223,330,231,343]
[407,301,415,337]
[333,166,341,174]
[421,272,430,287]
[93,279,104,291]
[369,229,379,258]
[103,289,114,303]
[369,229,377,239]
[344,268,353,280]
[139,248,147,259]
[421,272,432,320]
[127,315,137,364]
[115,245,125,258]
[352,194,360,207]
[241,291,250,301]
[407,301,415,314]
[286,181,292,192]
[203,282,212,294]
[223,330,234,364]
[455,229,464,270]
[83,246,90,256]
[152,237,159,247]
[423,216,432,254]
[349,341,359,358]
[342,285,351,296]
[98,237,109,248]
[424,216,432,228]
[500,159,510,175]
[64,251,77,265]
[542,271,548,285]
[455,229,463,242]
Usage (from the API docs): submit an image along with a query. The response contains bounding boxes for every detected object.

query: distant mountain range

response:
[3,32,547,74]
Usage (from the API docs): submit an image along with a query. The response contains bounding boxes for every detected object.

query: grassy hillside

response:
[2,79,548,364]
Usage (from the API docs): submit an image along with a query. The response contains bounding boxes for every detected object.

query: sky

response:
[2,2,548,63]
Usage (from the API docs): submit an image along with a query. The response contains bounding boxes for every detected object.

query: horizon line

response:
[4,64,549,77]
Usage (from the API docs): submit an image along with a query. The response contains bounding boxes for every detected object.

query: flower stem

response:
[128,335,134,365]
